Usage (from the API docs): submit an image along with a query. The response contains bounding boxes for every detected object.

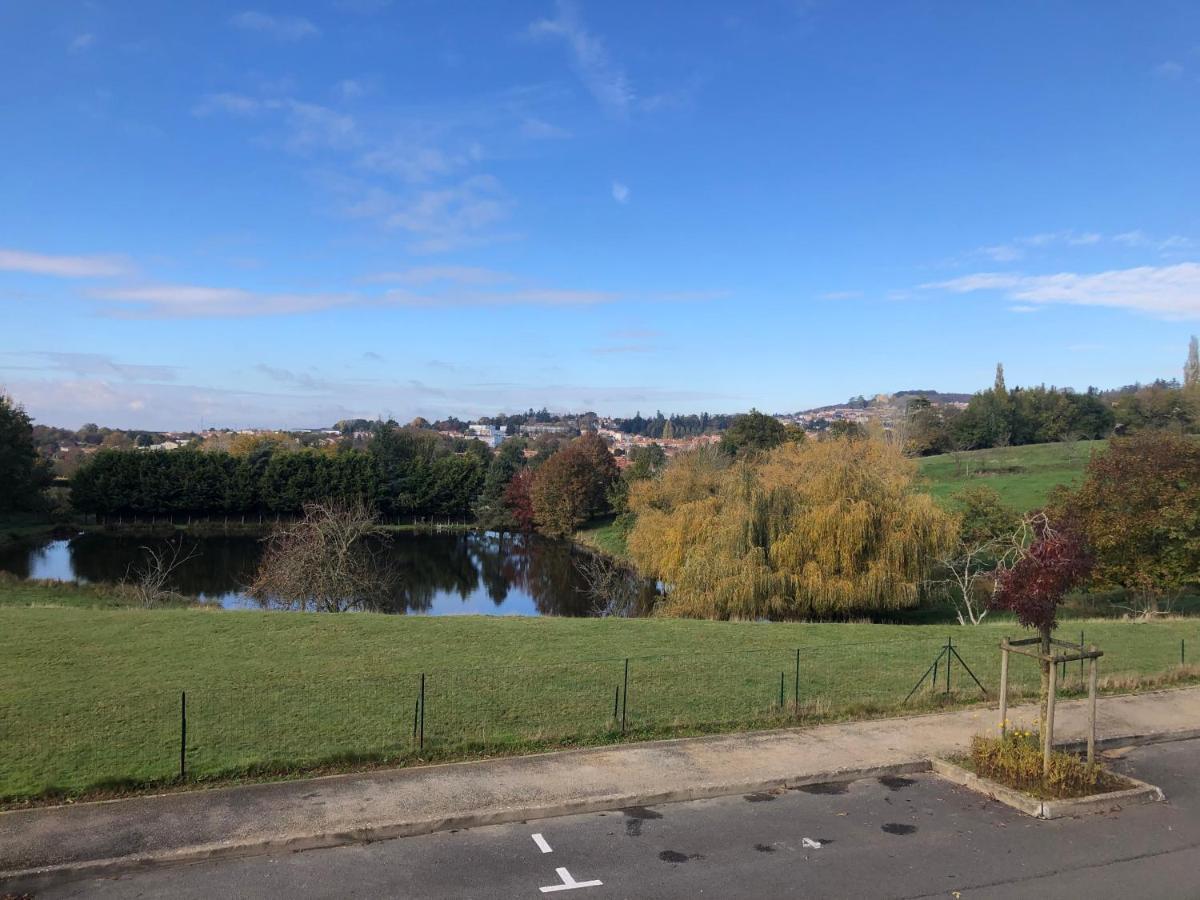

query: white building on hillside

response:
[468,423,507,448]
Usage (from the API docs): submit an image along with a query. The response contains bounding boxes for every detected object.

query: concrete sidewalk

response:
[4,687,1198,884]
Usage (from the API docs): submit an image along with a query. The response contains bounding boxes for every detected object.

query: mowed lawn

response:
[917,440,1105,510]
[3,604,1198,802]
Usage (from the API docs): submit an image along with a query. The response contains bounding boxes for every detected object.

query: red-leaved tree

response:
[502,468,537,532]
[990,515,1092,732]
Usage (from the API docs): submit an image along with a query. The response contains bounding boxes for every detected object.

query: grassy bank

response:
[574,515,629,558]
[916,440,1104,511]
[2,600,1197,804]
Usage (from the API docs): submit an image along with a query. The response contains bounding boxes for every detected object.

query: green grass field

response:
[916,440,1105,511]
[3,599,1197,804]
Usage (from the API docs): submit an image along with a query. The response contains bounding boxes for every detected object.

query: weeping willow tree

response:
[627,439,955,619]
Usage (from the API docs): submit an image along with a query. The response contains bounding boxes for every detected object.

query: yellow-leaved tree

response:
[626,438,955,619]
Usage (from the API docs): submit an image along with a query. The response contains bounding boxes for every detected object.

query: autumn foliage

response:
[528,433,619,537]
[626,438,955,619]
[990,518,1092,633]
[1057,431,1200,613]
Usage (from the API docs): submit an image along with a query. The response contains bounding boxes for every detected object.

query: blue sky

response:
[1,0,1198,429]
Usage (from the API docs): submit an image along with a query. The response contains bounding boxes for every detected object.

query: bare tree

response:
[124,540,199,608]
[249,499,398,612]
[577,552,648,617]
[934,531,1021,625]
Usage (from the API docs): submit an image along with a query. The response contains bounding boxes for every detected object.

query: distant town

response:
[26,389,975,476]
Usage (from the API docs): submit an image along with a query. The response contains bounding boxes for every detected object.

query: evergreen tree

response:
[0,393,52,511]
[1185,335,1200,388]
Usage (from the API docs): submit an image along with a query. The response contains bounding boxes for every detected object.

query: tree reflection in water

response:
[0,531,658,616]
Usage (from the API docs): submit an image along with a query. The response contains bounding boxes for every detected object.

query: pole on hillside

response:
[419,673,425,750]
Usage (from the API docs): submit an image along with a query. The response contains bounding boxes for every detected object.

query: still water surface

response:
[0,531,639,616]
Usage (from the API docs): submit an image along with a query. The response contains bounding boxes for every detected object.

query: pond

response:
[0,531,654,617]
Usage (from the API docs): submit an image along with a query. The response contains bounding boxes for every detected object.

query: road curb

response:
[0,760,931,892]
[931,757,1164,819]
[3,721,1196,891]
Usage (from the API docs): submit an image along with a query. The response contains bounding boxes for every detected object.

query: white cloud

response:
[383,286,616,308]
[88,284,359,318]
[366,266,511,285]
[1154,61,1184,79]
[229,10,320,41]
[359,140,482,183]
[0,352,178,382]
[0,248,128,278]
[818,290,863,301]
[529,1,634,116]
[925,262,1200,320]
[69,33,96,53]
[374,175,514,253]
[336,79,366,100]
[611,181,630,204]
[520,117,572,140]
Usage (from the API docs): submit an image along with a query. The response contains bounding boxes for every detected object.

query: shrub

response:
[968,731,1116,799]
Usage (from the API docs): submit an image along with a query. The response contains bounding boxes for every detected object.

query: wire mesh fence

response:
[2,626,1197,803]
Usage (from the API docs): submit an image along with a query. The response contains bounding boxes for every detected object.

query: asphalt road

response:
[25,738,1200,899]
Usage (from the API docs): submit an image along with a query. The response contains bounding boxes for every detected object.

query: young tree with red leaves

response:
[990,515,1092,737]
[502,467,537,532]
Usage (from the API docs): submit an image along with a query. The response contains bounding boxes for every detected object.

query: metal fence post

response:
[945,637,952,695]
[794,649,800,717]
[621,658,629,733]
[419,673,425,750]
[179,690,187,781]
[778,672,784,709]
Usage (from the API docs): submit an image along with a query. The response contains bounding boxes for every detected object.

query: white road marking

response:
[539,867,603,893]
[802,837,822,849]
[532,833,553,854]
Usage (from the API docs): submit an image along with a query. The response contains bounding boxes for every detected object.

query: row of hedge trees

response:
[69,426,489,519]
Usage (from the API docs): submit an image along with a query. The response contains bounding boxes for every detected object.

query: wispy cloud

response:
[193,94,357,152]
[360,175,515,253]
[611,181,630,204]
[254,364,336,391]
[383,286,617,308]
[975,229,1103,262]
[0,248,128,278]
[924,262,1200,320]
[529,1,634,116]
[1154,60,1184,79]
[520,117,572,140]
[88,284,359,318]
[818,290,863,301]
[69,33,96,53]
[229,10,320,41]
[0,352,177,382]
[365,266,512,285]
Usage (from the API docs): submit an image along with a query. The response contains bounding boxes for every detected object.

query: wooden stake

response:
[1044,657,1058,779]
[998,645,1009,737]
[1087,654,1098,765]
